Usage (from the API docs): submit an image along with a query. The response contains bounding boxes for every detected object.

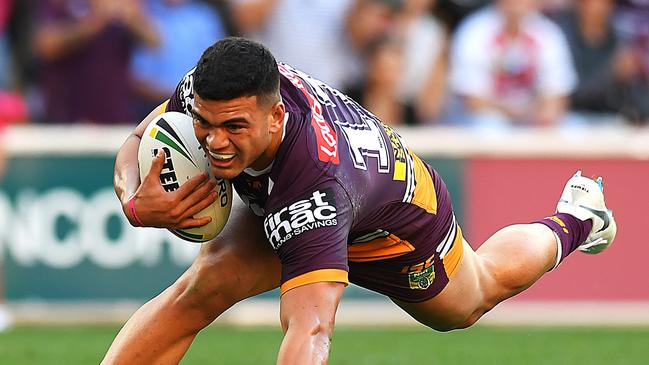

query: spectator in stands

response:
[559,0,649,125]
[344,0,403,94]
[434,0,490,31]
[395,0,448,124]
[613,0,649,125]
[130,0,226,119]
[0,0,29,126]
[231,0,357,90]
[449,0,576,129]
[230,0,401,93]
[34,0,159,124]
[347,37,414,125]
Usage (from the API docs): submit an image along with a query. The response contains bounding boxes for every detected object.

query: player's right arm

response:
[277,282,345,364]
[114,102,217,229]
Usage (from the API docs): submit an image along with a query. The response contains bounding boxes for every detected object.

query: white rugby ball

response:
[138,111,232,243]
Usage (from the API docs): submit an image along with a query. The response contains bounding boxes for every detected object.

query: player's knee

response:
[284,316,336,343]
[422,311,482,332]
[173,247,243,315]
[421,314,471,332]
[452,311,484,330]
[410,302,487,332]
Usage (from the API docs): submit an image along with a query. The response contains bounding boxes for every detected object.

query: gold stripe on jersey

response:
[442,225,464,279]
[280,269,349,295]
[381,123,416,201]
[348,233,415,262]
[155,100,170,116]
[394,160,407,181]
[409,153,437,215]
[383,124,407,181]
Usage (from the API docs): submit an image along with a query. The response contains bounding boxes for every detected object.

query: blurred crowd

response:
[0,0,648,129]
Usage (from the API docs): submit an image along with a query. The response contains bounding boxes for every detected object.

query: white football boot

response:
[556,170,617,254]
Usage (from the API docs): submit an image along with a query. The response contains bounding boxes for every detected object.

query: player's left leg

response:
[393,172,617,331]
[102,201,281,364]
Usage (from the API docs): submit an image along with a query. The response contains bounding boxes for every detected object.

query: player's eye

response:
[226,124,244,132]
[193,117,210,129]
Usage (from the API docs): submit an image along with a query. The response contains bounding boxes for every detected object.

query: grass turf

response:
[1,325,648,364]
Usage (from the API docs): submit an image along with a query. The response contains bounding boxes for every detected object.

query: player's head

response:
[194,37,281,106]
[191,37,285,180]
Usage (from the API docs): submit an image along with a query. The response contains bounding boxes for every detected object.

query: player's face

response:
[192,94,285,180]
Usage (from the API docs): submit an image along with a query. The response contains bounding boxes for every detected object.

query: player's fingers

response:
[175,178,216,211]
[181,191,218,219]
[144,150,166,183]
[167,179,215,221]
[180,176,216,205]
[175,171,210,199]
[174,216,212,230]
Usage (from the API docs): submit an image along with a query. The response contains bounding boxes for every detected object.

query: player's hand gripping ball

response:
[138,112,232,242]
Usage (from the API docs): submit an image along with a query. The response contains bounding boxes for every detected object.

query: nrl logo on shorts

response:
[403,254,435,290]
[408,266,435,290]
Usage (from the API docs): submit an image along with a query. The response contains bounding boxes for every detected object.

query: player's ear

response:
[268,101,285,133]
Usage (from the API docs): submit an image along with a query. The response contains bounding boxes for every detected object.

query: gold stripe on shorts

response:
[280,269,349,295]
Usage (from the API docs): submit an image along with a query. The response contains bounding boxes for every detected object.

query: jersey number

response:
[288,67,391,174]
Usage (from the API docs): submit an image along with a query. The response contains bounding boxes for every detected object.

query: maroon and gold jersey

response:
[166,64,463,302]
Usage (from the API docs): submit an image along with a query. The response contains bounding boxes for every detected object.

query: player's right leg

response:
[101,200,281,365]
[393,172,617,331]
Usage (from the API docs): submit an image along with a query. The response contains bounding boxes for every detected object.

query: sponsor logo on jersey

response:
[278,64,339,164]
[263,188,338,249]
[402,253,435,290]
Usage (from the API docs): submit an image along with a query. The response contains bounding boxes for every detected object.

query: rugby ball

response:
[138,111,233,243]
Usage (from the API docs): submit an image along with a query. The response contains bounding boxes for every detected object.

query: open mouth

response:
[208,150,236,164]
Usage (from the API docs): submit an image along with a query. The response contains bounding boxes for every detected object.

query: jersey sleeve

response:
[165,68,196,115]
[263,180,352,295]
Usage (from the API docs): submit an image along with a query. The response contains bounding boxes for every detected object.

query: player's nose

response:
[206,128,230,150]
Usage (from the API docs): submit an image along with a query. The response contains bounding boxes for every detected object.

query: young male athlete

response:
[105,37,617,364]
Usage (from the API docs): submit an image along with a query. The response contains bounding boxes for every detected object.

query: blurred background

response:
[0,0,648,338]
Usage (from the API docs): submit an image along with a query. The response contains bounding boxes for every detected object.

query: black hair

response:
[193,37,280,106]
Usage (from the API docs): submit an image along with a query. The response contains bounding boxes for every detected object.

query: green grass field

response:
[1,325,648,364]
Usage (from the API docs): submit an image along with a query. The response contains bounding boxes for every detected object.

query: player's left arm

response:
[277,281,345,365]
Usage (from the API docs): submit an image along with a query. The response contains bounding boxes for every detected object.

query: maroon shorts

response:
[347,214,465,303]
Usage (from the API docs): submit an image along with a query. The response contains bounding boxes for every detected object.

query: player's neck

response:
[249,127,283,171]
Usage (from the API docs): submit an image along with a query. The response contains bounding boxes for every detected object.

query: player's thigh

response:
[182,199,281,302]
[391,240,485,331]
